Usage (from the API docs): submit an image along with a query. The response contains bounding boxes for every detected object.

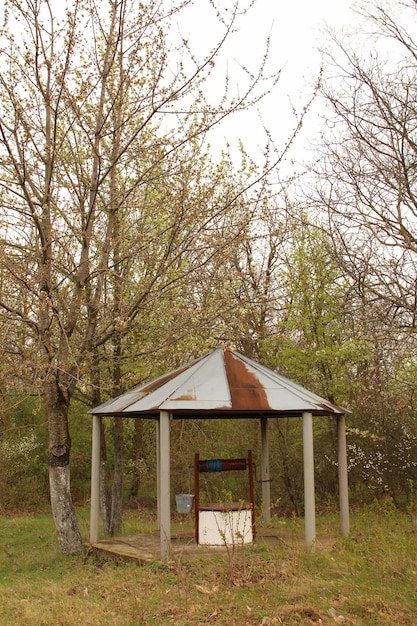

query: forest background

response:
[1,0,417,554]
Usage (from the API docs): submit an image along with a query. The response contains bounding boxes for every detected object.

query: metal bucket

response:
[175,493,194,514]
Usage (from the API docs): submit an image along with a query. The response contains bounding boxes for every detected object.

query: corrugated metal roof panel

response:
[89,349,348,417]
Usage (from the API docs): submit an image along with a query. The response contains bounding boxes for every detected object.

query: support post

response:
[90,414,101,544]
[248,449,256,540]
[302,411,316,550]
[261,417,271,524]
[156,422,160,529]
[194,453,200,544]
[337,414,350,537]
[158,410,171,561]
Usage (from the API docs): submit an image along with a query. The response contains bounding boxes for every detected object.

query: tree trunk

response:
[100,420,113,535]
[129,419,143,499]
[49,465,83,555]
[110,417,124,535]
[46,381,83,555]
[277,420,301,516]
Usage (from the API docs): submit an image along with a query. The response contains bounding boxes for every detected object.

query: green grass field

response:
[0,502,416,625]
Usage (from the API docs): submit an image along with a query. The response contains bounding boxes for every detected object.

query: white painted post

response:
[261,417,271,524]
[90,414,101,544]
[302,411,316,550]
[156,421,160,529]
[338,414,350,537]
[158,411,171,561]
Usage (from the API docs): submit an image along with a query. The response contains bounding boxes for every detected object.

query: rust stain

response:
[172,391,197,401]
[224,350,273,410]
[114,363,198,412]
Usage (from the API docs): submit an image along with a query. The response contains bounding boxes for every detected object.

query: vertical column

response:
[302,411,316,550]
[338,414,350,537]
[90,414,101,544]
[158,410,171,561]
[261,417,271,524]
[248,449,256,540]
[194,453,200,544]
[156,421,160,529]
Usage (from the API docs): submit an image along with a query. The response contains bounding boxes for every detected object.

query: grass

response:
[0,502,416,625]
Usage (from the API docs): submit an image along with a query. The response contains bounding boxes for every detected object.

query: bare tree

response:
[314,0,417,331]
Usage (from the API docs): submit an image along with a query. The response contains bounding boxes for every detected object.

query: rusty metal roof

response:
[89,349,347,418]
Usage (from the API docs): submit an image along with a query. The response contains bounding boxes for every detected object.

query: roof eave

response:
[89,407,347,419]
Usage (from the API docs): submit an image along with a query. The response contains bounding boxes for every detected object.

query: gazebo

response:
[89,349,349,560]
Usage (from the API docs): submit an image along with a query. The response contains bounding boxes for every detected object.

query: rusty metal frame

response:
[194,450,256,544]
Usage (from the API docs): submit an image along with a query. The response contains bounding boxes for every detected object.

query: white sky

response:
[176,0,360,163]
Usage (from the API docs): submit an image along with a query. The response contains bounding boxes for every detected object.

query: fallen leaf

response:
[194,584,212,595]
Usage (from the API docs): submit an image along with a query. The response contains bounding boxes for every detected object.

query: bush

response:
[0,429,49,512]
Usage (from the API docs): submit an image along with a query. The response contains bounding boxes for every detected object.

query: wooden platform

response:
[89,527,336,565]
[90,529,230,565]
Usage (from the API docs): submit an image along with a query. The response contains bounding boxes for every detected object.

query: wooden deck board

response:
[90,530,231,564]
[88,527,336,566]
